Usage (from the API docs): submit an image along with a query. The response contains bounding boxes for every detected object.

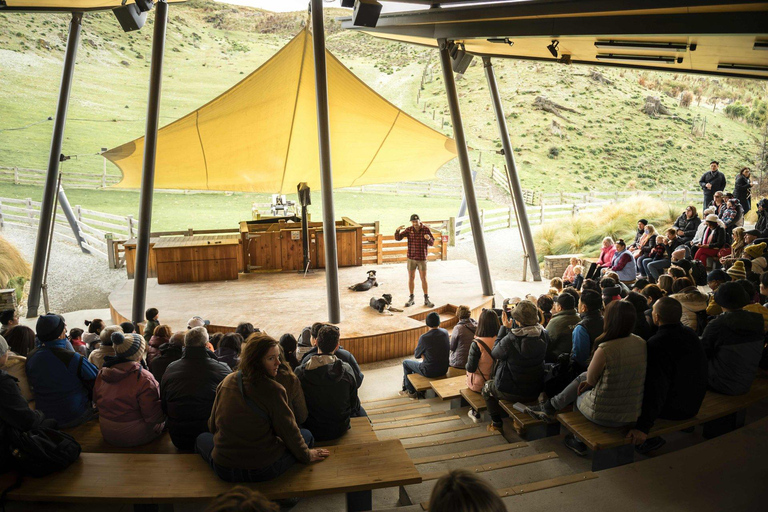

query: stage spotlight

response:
[448,41,474,74]
[547,40,559,58]
[487,38,514,47]
[352,0,382,28]
[113,3,147,32]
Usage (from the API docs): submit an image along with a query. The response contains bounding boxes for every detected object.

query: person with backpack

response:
[669,278,709,335]
[464,310,500,423]
[26,314,98,429]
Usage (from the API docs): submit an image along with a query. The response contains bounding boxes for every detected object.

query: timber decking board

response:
[430,375,468,400]
[372,415,462,431]
[419,451,559,481]
[403,430,501,449]
[412,442,527,465]
[378,423,482,440]
[367,403,432,415]
[370,411,447,424]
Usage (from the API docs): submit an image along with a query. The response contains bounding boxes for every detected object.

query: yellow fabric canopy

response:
[105,28,457,193]
[3,1,186,10]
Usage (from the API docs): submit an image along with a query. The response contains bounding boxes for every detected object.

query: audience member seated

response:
[720,227,746,269]
[545,289,603,397]
[400,312,450,398]
[299,332,364,389]
[120,321,136,334]
[93,332,165,447]
[295,325,360,440]
[205,486,279,512]
[736,280,768,333]
[609,239,637,285]
[705,269,731,317]
[82,318,105,354]
[484,300,548,432]
[0,309,19,338]
[693,214,726,267]
[657,274,674,295]
[628,219,648,252]
[537,294,554,327]
[449,305,476,370]
[631,278,649,293]
[209,333,223,351]
[626,297,708,453]
[562,256,580,287]
[0,325,35,401]
[196,334,329,482]
[688,207,715,248]
[143,307,160,343]
[162,327,231,450]
[585,237,615,280]
[215,333,243,370]
[0,335,57,473]
[528,300,647,456]
[146,324,172,366]
[89,325,122,369]
[673,205,701,245]
[669,277,708,334]
[465,309,501,423]
[721,198,743,236]
[572,265,584,291]
[26,313,98,429]
[235,322,256,340]
[745,244,768,275]
[549,277,564,294]
[150,330,185,382]
[601,276,622,306]
[701,282,764,395]
[275,345,308,425]
[69,328,86,357]
[625,291,655,340]
[640,235,668,280]
[279,334,301,370]
[545,294,580,363]
[428,469,506,512]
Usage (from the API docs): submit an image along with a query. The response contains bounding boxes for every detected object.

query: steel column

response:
[438,40,494,296]
[57,185,89,254]
[311,0,341,323]
[26,12,83,318]
[132,1,169,325]
[482,57,541,281]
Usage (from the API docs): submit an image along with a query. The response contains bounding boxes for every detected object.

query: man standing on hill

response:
[699,160,726,211]
[395,214,435,308]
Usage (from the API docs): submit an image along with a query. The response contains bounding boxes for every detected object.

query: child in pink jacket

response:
[93,332,165,447]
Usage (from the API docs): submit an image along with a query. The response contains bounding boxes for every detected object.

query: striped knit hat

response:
[111,332,146,362]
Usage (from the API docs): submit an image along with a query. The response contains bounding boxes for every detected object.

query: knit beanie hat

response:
[744,243,766,259]
[726,260,747,281]
[36,313,66,342]
[707,269,730,283]
[714,281,750,310]
[0,335,8,357]
[512,300,539,327]
[111,332,146,362]
[425,312,441,328]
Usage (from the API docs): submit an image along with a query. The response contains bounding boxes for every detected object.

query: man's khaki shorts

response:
[407,259,427,272]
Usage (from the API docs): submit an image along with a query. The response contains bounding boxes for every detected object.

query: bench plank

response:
[500,400,542,434]
[419,451,559,481]
[316,417,377,447]
[63,420,186,454]
[430,375,467,400]
[372,415,461,431]
[2,440,421,504]
[557,377,768,451]
[379,423,482,440]
[412,442,527,465]
[407,373,447,392]
[460,388,486,411]
[403,430,500,449]
[367,403,431,415]
[370,411,445,424]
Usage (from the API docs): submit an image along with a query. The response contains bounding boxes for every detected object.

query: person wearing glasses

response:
[672,205,701,245]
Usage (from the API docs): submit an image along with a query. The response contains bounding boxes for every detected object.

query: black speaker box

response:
[113,4,147,32]
[352,0,382,28]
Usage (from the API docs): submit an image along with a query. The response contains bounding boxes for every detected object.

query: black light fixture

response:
[594,40,692,52]
[754,41,768,51]
[547,40,559,58]
[717,63,768,75]
[351,0,382,28]
[596,53,683,64]
[448,41,474,74]
[134,0,154,12]
[113,0,155,32]
[487,37,514,47]
[341,0,356,7]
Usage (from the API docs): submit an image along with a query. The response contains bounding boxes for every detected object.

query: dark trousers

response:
[484,381,533,425]
[402,360,426,392]
[196,429,314,483]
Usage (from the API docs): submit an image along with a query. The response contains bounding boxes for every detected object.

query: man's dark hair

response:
[120,321,135,334]
[145,308,159,322]
[69,327,84,340]
[219,333,244,355]
[579,290,602,312]
[0,309,15,326]
[654,297,683,325]
[311,322,326,339]
[632,278,649,291]
[638,219,648,226]
[317,325,340,354]
[561,287,580,304]
[556,293,575,311]
[672,277,694,294]
[761,271,768,289]
[600,277,616,289]
[235,322,255,339]
[581,278,600,292]
[537,294,554,313]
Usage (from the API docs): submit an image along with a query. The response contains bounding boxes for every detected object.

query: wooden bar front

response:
[154,236,239,284]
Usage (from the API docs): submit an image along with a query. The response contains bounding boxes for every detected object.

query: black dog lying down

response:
[370,294,403,315]
[349,270,379,291]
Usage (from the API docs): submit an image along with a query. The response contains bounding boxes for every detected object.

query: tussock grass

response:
[0,235,30,303]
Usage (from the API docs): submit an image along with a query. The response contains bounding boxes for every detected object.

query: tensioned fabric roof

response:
[342,0,768,80]
[0,1,186,11]
[104,28,457,192]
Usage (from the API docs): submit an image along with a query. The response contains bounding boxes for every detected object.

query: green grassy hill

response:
[0,0,765,195]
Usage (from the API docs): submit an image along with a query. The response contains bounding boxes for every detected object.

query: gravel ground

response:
[2,225,126,316]
[450,226,530,281]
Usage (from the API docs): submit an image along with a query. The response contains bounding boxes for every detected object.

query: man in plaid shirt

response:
[395,214,435,307]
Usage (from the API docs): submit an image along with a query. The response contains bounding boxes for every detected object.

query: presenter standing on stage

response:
[395,214,435,308]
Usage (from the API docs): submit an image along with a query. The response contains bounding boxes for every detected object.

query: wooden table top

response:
[154,235,240,249]
[430,375,467,400]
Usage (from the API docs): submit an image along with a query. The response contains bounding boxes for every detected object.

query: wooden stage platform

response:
[109,260,493,364]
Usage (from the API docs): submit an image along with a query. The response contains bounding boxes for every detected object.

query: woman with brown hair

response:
[275,344,308,425]
[527,300,647,456]
[427,469,506,512]
[146,324,172,365]
[196,333,329,482]
[1,325,36,401]
[449,305,476,370]
[464,309,500,423]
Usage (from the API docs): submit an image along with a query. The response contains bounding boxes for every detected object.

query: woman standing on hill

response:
[733,167,754,214]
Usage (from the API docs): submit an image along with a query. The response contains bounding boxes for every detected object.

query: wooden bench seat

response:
[0,439,421,512]
[557,377,768,471]
[408,369,466,396]
[500,400,562,440]
[460,388,486,412]
[429,375,467,401]
[316,417,377,447]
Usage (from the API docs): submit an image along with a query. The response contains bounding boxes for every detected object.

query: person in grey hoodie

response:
[294,325,360,441]
[449,305,477,369]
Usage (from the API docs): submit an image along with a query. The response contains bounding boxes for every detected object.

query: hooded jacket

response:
[300,346,364,388]
[160,346,231,450]
[545,309,580,363]
[294,355,359,441]
[88,344,116,370]
[673,213,701,242]
[449,318,477,368]
[214,346,240,370]
[149,342,183,382]
[146,335,169,366]
[93,360,165,447]
[700,309,764,396]
[571,310,603,371]
[0,369,46,472]
[491,325,548,400]
[670,287,708,332]
[1,353,33,402]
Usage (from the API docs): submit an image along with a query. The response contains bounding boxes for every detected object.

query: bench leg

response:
[702,410,746,439]
[424,389,436,399]
[523,421,561,441]
[449,397,462,409]
[347,489,372,512]
[591,444,634,471]
[398,485,413,506]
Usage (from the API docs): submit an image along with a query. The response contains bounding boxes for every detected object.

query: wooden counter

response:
[154,235,239,284]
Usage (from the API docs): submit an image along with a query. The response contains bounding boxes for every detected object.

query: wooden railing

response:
[360,221,448,264]
[0,166,121,189]
[339,180,493,201]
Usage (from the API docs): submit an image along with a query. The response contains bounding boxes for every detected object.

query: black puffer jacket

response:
[160,346,231,450]
[701,310,763,396]
[673,213,701,242]
[756,199,768,238]
[295,355,359,442]
[149,342,183,383]
[0,370,48,472]
[491,325,548,401]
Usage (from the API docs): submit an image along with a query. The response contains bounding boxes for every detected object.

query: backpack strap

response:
[472,338,494,382]
[237,371,270,422]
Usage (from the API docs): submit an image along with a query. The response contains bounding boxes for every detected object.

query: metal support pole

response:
[438,40,493,296]
[132,1,168,325]
[26,12,83,318]
[42,173,63,315]
[482,57,542,281]
[311,0,341,323]
[57,184,89,254]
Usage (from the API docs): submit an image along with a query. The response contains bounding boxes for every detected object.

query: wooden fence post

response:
[376,234,383,265]
[540,201,545,224]
[441,236,448,260]
[480,209,485,228]
[0,199,4,228]
[449,217,456,246]
[75,205,82,223]
[683,190,688,202]
[373,220,380,235]
[127,215,135,238]
[105,233,116,269]
[572,204,579,216]
[13,167,19,185]
[25,198,34,227]
[508,205,515,228]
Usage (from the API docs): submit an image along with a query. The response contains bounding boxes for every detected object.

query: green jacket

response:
[544,309,580,363]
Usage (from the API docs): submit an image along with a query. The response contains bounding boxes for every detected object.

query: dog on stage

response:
[369,294,403,315]
[349,270,379,292]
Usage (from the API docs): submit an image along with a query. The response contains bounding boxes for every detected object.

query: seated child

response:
[562,257,580,287]
[69,328,87,357]
[572,265,584,291]
[550,277,564,294]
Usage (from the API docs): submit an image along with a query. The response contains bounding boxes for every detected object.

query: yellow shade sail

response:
[105,28,457,193]
[3,1,186,10]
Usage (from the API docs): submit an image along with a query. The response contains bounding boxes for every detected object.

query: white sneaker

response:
[468,409,481,424]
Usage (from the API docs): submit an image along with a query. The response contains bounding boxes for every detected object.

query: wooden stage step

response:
[412,442,527,465]
[419,451,559,481]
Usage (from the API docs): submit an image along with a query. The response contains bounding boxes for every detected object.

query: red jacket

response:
[597,245,616,267]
